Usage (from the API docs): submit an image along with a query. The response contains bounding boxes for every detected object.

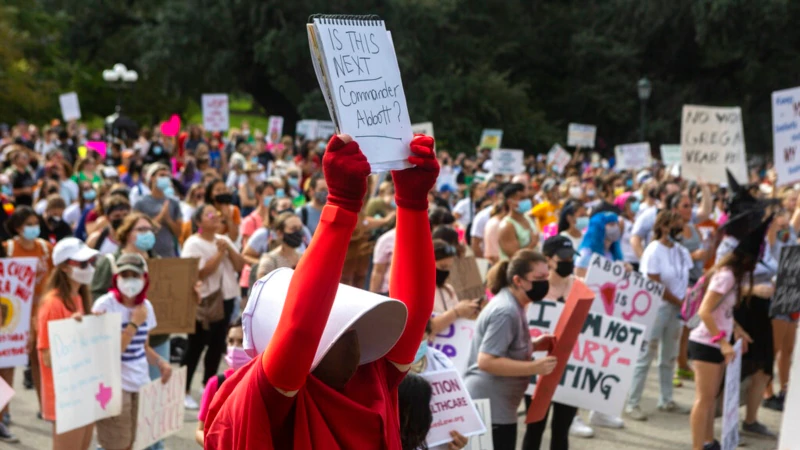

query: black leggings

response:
[522,396,577,450]
[182,299,234,392]
[492,423,518,450]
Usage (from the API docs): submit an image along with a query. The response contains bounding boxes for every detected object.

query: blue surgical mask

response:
[413,340,428,364]
[23,225,40,241]
[275,188,286,198]
[156,176,172,191]
[288,177,299,189]
[517,198,532,214]
[575,216,590,230]
[83,189,96,201]
[163,186,175,198]
[152,146,163,155]
[135,231,156,251]
[630,201,641,214]
[1,185,11,196]
[263,196,274,207]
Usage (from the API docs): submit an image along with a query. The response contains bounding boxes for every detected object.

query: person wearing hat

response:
[204,133,439,449]
[8,145,36,207]
[37,237,99,449]
[133,163,182,257]
[91,253,172,450]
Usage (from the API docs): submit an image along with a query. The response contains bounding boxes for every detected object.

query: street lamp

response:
[637,77,652,142]
[102,63,138,113]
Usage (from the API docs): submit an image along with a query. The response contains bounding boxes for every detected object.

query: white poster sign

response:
[201,94,230,132]
[771,87,800,187]
[420,369,486,448]
[547,144,572,174]
[133,367,187,450]
[465,399,493,450]
[430,318,476,376]
[660,144,682,167]
[614,142,652,171]
[567,123,596,148]
[267,116,284,144]
[490,149,525,175]
[778,326,800,450]
[59,92,82,122]
[49,313,122,434]
[0,258,37,368]
[680,105,747,184]
[412,122,434,138]
[721,340,742,450]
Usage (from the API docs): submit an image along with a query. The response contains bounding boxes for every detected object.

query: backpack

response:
[92,227,112,251]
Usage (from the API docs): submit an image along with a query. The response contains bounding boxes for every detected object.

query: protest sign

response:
[307,17,412,171]
[317,121,336,140]
[525,300,644,418]
[86,141,107,158]
[295,120,316,139]
[680,105,747,185]
[660,144,682,167]
[0,375,13,412]
[0,258,37,368]
[201,94,230,132]
[465,399,493,450]
[133,367,187,450]
[412,122,434,138]
[430,318,476,376]
[778,326,800,450]
[448,257,485,301]
[59,92,82,122]
[49,313,122,434]
[721,340,742,450]
[584,253,665,335]
[420,369,486,448]
[772,87,800,187]
[479,129,503,149]
[147,258,199,335]
[547,144,572,174]
[267,116,284,144]
[490,149,524,175]
[770,245,800,316]
[614,142,652,171]
[160,115,181,137]
[567,123,596,148]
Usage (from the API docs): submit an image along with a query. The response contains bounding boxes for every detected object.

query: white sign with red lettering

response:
[202,94,230,132]
[0,258,38,368]
[133,367,187,450]
[420,368,486,448]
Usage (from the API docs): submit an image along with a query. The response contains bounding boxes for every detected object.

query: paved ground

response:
[5,364,785,449]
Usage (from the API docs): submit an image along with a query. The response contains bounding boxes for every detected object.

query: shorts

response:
[96,391,138,450]
[773,314,799,323]
[688,341,724,364]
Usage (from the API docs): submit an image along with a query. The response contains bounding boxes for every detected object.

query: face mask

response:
[163,186,176,198]
[110,218,123,230]
[83,189,96,201]
[152,146,163,155]
[569,187,583,198]
[525,279,549,303]
[275,188,286,198]
[262,196,274,207]
[214,193,233,204]
[669,226,683,242]
[225,346,251,370]
[70,266,95,285]
[22,224,40,241]
[516,198,532,214]
[413,340,428,364]
[1,185,11,196]
[605,225,621,242]
[156,176,171,191]
[435,268,450,287]
[48,215,62,224]
[288,177,300,188]
[282,230,304,248]
[586,189,596,198]
[555,261,574,278]
[117,277,145,298]
[135,231,156,251]
[575,216,589,230]
[630,201,641,213]
[314,190,329,205]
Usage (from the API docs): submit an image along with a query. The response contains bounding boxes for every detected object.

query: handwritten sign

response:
[770,245,800,316]
[267,116,284,144]
[778,326,800,450]
[721,340,742,450]
[133,367,186,450]
[412,122,434,138]
[420,369,486,448]
[660,144,682,167]
[614,143,652,171]
[526,300,644,417]
[680,105,747,185]
[59,92,82,122]
[584,253,665,335]
[464,399,493,450]
[49,313,122,434]
[202,94,230,132]
[0,258,37,368]
[479,129,503,150]
[772,87,800,187]
[148,258,199,335]
[430,318,476,376]
[547,144,571,174]
[490,149,524,175]
[567,123,596,148]
[0,375,13,412]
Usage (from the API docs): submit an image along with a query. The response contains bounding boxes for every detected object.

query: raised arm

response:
[386,135,439,368]
[261,135,370,393]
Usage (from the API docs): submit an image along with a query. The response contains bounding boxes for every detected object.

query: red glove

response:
[323,135,371,213]
[392,134,439,210]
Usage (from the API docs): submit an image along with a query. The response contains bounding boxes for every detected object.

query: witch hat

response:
[733,214,774,260]
[721,169,776,240]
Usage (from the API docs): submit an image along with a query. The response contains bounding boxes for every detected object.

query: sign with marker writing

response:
[0,258,37,368]
[567,123,596,148]
[769,245,800,316]
[479,129,503,150]
[547,144,571,174]
[59,92,82,122]
[614,142,652,171]
[307,16,412,171]
[48,313,122,434]
[525,301,644,417]
[267,116,284,144]
[465,399,493,450]
[680,105,747,185]
[660,144,682,167]
[778,326,800,450]
[490,149,524,175]
[420,368,486,448]
[721,340,742,450]
[201,94,230,132]
[771,87,800,187]
[429,318,476,376]
[133,367,186,450]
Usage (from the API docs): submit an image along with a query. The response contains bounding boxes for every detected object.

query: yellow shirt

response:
[530,201,558,229]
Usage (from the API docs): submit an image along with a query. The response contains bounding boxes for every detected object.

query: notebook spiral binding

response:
[308,14,383,26]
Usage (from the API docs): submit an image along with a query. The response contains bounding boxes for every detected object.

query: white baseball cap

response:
[242,268,408,368]
[52,237,99,266]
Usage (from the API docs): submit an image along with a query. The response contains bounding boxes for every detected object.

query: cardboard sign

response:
[778,326,800,450]
[465,399,493,450]
[448,257,485,301]
[771,87,800,187]
[147,258,199,335]
[133,367,187,450]
[660,144,682,167]
[267,116,284,144]
[526,300,645,418]
[49,313,122,434]
[527,280,594,423]
[614,142,652,171]
[0,375,13,412]
[421,369,486,448]
[59,92,82,122]
[721,340,743,450]
[430,318,476,376]
[584,253,665,335]
[567,123,596,148]
[0,258,38,368]
[479,129,503,150]
[490,149,524,175]
[680,105,747,185]
[547,144,571,174]
[770,245,800,316]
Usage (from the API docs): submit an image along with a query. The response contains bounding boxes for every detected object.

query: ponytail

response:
[487,250,547,295]
[487,261,511,295]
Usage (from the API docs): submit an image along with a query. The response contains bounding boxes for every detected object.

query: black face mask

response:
[214,193,233,204]
[282,230,304,248]
[555,261,574,278]
[110,218,124,230]
[525,279,550,303]
[435,268,450,287]
[669,226,683,241]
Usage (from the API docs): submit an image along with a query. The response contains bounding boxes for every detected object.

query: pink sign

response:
[0,376,13,411]
[86,141,107,158]
[160,115,181,137]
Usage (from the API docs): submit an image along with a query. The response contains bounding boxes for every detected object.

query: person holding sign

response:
[430,240,481,336]
[574,211,626,278]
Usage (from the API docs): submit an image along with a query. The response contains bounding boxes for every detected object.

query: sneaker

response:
[742,421,777,439]
[658,401,691,415]
[676,368,694,381]
[589,410,625,428]
[0,422,19,443]
[623,405,648,421]
[568,415,594,438]
[184,394,199,410]
[702,440,721,450]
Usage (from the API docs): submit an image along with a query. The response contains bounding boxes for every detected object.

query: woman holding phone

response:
[429,239,482,336]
